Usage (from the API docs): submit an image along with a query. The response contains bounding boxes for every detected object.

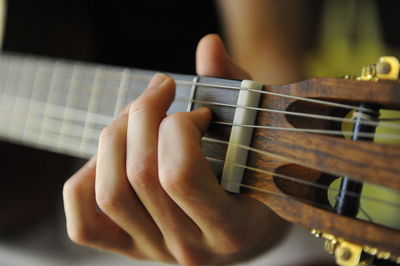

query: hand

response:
[63,34,287,265]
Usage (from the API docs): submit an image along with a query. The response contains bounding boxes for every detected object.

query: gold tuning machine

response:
[310,229,400,265]
[309,56,400,265]
[358,56,399,81]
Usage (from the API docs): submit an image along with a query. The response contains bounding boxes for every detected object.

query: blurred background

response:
[0,0,399,265]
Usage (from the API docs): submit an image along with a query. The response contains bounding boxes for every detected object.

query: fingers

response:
[96,112,171,260]
[64,65,285,264]
[158,109,241,241]
[196,33,251,80]
[63,157,133,254]
[157,99,283,263]
[125,74,202,245]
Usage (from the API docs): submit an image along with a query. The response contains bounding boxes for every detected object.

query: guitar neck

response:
[0,52,240,159]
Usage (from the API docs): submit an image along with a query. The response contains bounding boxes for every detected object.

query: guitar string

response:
[0,62,398,130]
[0,55,392,116]
[176,98,400,130]
[202,137,400,201]
[1,93,400,187]
[4,94,398,210]
[220,180,376,223]
[207,157,400,209]
[3,117,397,215]
[0,120,381,225]
[0,106,399,210]
[4,55,400,131]
[1,59,399,130]
[3,86,400,166]
[1,91,400,141]
[1,58,397,237]
[2,98,400,146]
[359,207,374,222]
[0,58,399,198]
[212,122,400,140]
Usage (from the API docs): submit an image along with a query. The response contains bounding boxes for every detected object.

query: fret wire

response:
[0,102,98,157]
[1,57,12,138]
[103,67,123,117]
[6,58,24,139]
[57,63,81,151]
[0,91,112,124]
[186,76,199,112]
[0,117,96,159]
[113,69,130,117]
[1,104,100,141]
[39,61,66,145]
[38,60,58,146]
[38,60,61,136]
[21,59,41,143]
[79,66,102,154]
[127,71,145,105]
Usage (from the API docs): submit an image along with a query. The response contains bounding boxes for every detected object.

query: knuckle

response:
[160,113,186,133]
[221,237,246,255]
[63,176,82,200]
[148,251,175,264]
[126,157,159,190]
[217,230,248,255]
[170,241,206,266]
[99,125,117,142]
[159,166,194,196]
[158,153,202,197]
[67,223,93,246]
[95,186,124,214]
[128,98,154,115]
[62,178,75,197]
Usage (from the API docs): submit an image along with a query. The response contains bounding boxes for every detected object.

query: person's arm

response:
[63,34,288,265]
[217,0,314,84]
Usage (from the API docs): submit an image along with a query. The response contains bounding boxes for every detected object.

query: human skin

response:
[217,0,312,84]
[63,34,288,265]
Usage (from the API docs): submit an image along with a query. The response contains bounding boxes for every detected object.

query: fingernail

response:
[148,73,169,87]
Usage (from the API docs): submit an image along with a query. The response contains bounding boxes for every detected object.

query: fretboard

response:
[0,52,239,169]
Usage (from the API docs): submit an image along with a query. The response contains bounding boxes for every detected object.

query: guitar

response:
[0,1,399,265]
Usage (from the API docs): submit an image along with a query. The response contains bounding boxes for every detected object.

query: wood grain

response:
[242,77,400,255]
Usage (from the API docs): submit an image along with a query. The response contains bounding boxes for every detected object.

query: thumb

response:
[196,34,251,80]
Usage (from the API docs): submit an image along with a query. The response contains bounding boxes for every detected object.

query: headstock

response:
[241,57,400,265]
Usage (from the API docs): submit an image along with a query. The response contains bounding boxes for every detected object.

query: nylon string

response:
[1,91,400,141]
[0,102,399,212]
[0,55,399,213]
[0,55,392,115]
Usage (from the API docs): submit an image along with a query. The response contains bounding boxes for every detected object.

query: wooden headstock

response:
[242,58,400,265]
